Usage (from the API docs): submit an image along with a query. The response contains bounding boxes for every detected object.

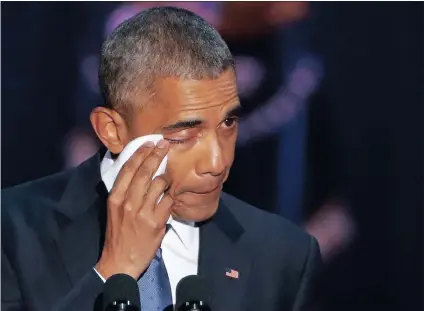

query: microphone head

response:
[102,274,140,311]
[176,275,211,310]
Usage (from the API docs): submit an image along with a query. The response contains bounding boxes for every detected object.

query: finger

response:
[126,139,170,204]
[142,175,170,210]
[155,194,174,226]
[109,142,155,200]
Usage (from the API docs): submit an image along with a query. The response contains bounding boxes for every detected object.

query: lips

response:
[183,182,222,196]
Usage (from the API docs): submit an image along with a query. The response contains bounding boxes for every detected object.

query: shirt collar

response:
[100,150,197,250]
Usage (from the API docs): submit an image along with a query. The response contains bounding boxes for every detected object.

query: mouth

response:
[189,184,222,196]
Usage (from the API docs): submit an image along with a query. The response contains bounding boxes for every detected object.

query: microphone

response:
[102,274,140,311]
[176,275,212,311]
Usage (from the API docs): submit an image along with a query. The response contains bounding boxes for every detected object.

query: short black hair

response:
[99,6,235,116]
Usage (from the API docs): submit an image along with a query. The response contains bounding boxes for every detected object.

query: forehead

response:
[155,70,238,110]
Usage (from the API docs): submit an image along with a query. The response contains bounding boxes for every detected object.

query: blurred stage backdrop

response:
[2,2,423,310]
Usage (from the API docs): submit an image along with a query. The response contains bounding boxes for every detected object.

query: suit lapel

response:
[198,200,252,311]
[53,151,108,286]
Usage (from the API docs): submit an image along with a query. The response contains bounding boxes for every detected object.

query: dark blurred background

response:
[2,2,423,310]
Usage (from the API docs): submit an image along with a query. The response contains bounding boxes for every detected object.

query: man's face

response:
[127,70,240,222]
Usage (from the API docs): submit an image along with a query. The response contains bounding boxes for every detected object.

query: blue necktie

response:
[138,248,173,311]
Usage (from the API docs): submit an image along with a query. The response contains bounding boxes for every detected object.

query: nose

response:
[196,134,226,177]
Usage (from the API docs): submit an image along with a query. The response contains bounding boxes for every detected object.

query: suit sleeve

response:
[51,269,104,311]
[291,236,323,311]
[2,247,104,311]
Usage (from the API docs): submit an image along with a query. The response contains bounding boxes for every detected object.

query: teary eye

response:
[166,138,188,145]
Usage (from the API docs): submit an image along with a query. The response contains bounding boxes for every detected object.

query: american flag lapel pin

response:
[225,268,239,279]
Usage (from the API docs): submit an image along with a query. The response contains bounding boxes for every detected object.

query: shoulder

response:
[220,192,315,259]
[2,168,75,231]
[2,168,74,206]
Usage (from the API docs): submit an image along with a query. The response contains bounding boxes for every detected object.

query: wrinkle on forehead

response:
[176,95,239,114]
[154,70,238,110]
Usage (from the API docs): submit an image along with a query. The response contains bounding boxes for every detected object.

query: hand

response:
[95,140,173,280]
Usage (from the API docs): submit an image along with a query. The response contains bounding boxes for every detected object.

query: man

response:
[2,7,322,311]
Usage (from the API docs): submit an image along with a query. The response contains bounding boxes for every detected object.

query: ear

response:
[90,107,129,154]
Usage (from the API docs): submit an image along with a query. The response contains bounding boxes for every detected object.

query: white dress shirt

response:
[95,150,200,305]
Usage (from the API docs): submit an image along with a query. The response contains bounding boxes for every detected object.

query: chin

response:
[171,201,219,223]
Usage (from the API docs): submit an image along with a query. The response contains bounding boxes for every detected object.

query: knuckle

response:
[135,146,150,158]
[121,162,134,174]
[150,221,160,230]
[150,149,165,161]
[136,211,147,221]
[123,201,134,213]
[136,146,147,154]
[142,216,159,230]
[153,176,168,189]
[138,166,153,179]
[107,195,122,208]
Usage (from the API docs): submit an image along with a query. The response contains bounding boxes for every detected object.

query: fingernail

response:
[143,141,155,147]
[157,139,169,149]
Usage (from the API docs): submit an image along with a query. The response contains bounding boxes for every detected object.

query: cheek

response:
[221,133,237,163]
[224,147,236,170]
[164,135,236,181]
[164,148,193,189]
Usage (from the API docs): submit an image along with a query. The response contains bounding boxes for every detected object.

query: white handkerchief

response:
[101,134,168,194]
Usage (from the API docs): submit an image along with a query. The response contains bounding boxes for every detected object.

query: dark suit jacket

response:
[2,151,322,311]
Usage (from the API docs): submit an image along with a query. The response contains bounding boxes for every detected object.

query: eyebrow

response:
[162,119,203,131]
[161,104,243,131]
[225,104,243,118]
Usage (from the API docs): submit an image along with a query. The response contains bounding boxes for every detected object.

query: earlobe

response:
[90,107,128,154]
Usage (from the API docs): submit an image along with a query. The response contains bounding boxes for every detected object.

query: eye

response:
[166,138,188,145]
[223,117,239,128]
